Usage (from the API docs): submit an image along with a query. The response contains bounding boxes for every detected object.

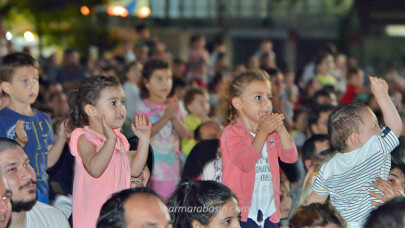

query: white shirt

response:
[248,133,276,225]
[27,201,70,228]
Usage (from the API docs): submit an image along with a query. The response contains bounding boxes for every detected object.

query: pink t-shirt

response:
[69,127,130,228]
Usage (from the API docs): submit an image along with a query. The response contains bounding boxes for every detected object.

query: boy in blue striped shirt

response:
[307,76,402,228]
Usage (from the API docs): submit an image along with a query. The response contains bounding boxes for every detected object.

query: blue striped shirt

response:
[311,127,399,227]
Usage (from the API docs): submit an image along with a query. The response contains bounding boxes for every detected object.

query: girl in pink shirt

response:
[66,75,151,228]
[221,71,298,227]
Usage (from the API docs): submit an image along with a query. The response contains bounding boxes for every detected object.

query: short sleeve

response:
[69,128,86,157]
[311,169,329,195]
[378,126,399,154]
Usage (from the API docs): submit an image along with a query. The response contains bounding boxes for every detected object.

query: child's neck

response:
[8,102,34,116]
[88,119,105,136]
[148,96,166,105]
[191,113,209,122]
[239,115,259,134]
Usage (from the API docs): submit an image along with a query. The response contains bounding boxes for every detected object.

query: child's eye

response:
[111,101,117,106]
[2,195,10,201]
[255,96,262,100]
[388,178,395,184]
[267,96,272,100]
[224,219,231,225]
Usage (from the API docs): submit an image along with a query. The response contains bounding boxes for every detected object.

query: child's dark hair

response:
[328,103,372,152]
[167,180,238,228]
[289,202,345,228]
[66,75,121,132]
[0,52,39,82]
[222,70,270,125]
[347,67,363,80]
[139,59,170,98]
[183,88,207,113]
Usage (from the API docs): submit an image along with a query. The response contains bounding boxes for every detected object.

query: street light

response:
[107,5,129,17]
[24,31,35,42]
[138,6,150,19]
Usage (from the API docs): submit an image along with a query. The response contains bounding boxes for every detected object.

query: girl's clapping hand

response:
[131,115,152,141]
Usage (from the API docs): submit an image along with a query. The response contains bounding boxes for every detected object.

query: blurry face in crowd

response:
[311,111,331,135]
[187,94,210,119]
[0,176,11,228]
[270,73,285,97]
[280,182,292,219]
[317,54,335,75]
[145,69,172,103]
[388,167,405,194]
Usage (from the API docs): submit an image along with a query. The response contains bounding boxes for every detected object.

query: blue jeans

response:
[240,218,278,228]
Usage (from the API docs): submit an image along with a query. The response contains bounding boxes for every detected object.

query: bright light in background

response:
[5,32,12,41]
[24,31,35,41]
[386,25,405,37]
[107,5,128,17]
[138,6,151,19]
[81,6,90,16]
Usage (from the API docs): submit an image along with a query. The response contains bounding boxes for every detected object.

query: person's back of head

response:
[328,103,372,152]
[181,139,219,181]
[96,187,160,228]
[167,180,238,228]
[364,197,405,228]
[289,202,345,228]
[0,52,39,83]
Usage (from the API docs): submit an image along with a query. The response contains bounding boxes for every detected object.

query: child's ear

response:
[1,81,11,94]
[348,132,361,148]
[84,104,96,117]
[231,97,242,110]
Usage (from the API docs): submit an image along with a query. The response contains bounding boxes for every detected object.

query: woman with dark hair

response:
[167,180,241,228]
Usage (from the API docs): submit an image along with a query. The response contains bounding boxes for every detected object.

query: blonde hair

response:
[221,70,270,125]
[328,103,372,152]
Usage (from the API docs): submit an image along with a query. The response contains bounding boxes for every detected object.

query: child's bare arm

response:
[48,121,69,167]
[306,191,328,205]
[15,120,28,147]
[370,76,403,137]
[78,117,117,178]
[172,117,191,139]
[150,99,177,137]
[129,115,151,177]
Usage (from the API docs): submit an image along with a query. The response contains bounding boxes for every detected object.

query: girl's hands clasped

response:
[258,113,285,135]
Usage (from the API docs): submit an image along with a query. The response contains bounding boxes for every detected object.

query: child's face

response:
[187,94,210,118]
[270,73,285,96]
[146,69,172,101]
[388,167,405,195]
[126,64,142,83]
[280,183,292,219]
[358,110,381,145]
[1,66,39,105]
[93,86,126,129]
[235,80,272,124]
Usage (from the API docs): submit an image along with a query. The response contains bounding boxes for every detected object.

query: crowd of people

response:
[0,23,405,227]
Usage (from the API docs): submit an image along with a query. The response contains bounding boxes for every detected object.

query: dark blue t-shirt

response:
[0,107,55,204]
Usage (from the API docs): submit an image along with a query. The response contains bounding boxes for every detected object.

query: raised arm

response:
[128,115,151,177]
[370,76,403,137]
[77,117,116,178]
